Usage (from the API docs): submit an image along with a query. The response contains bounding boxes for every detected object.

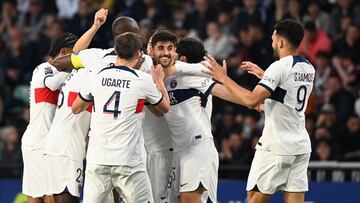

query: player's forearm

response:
[52,54,75,71]
[155,81,170,112]
[176,63,209,77]
[72,96,89,114]
[222,76,259,109]
[147,105,164,117]
[73,25,100,52]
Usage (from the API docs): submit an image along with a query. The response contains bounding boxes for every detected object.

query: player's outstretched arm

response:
[175,62,210,77]
[52,53,86,71]
[240,61,264,79]
[203,55,270,109]
[52,54,74,71]
[73,8,108,52]
[151,65,170,113]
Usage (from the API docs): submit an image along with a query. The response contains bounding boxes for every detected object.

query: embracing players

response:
[71,32,170,203]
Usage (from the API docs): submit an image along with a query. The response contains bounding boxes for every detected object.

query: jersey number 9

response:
[295,85,307,112]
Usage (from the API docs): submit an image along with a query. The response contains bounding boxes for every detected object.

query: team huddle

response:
[21,8,315,203]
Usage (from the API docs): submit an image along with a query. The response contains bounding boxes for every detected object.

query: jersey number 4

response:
[103,91,122,118]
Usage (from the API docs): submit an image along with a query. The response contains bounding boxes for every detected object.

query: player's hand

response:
[93,8,108,28]
[240,61,264,79]
[201,54,227,84]
[151,64,165,82]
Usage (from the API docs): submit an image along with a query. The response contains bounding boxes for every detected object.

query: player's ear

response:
[278,38,284,49]
[179,55,187,63]
[60,48,66,56]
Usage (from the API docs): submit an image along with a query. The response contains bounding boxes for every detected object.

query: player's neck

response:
[163,63,176,79]
[115,57,137,69]
[278,49,296,59]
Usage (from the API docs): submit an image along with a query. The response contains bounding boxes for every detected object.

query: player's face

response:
[271,31,280,59]
[153,41,176,68]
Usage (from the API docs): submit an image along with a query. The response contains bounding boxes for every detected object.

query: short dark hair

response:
[150,30,177,48]
[112,16,139,37]
[176,38,206,63]
[114,32,142,59]
[274,19,304,48]
[48,32,78,58]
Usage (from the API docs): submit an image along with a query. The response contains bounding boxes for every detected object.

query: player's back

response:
[259,55,315,155]
[45,69,92,161]
[83,65,162,166]
[22,62,61,150]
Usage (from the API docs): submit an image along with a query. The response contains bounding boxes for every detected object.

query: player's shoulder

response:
[289,55,315,73]
[143,54,153,64]
[134,67,152,80]
[34,62,57,75]
[271,55,312,72]
[139,54,154,73]
[36,61,54,70]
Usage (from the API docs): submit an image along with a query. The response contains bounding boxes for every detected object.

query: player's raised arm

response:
[73,8,108,52]
[203,55,271,109]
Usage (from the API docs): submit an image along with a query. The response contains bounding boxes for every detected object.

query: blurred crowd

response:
[0,0,360,178]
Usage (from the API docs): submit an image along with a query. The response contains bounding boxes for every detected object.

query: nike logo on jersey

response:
[180,183,188,187]
[160,196,166,200]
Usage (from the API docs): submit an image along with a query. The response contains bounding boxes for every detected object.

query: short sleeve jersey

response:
[22,62,64,150]
[80,66,163,165]
[164,61,216,152]
[76,48,171,153]
[257,55,315,155]
[44,69,92,161]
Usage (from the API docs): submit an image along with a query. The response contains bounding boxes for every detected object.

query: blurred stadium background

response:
[0,0,360,202]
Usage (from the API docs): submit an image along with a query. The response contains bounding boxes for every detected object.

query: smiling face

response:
[153,41,176,68]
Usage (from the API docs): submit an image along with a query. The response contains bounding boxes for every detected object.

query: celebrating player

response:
[202,19,314,203]
[71,32,170,203]
[43,68,92,202]
[21,33,78,203]
[149,30,218,203]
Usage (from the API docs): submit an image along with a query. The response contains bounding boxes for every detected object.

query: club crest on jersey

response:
[170,79,177,89]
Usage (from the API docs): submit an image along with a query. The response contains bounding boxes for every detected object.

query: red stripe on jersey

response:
[135,99,145,113]
[68,91,93,113]
[34,88,60,105]
[86,103,93,113]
